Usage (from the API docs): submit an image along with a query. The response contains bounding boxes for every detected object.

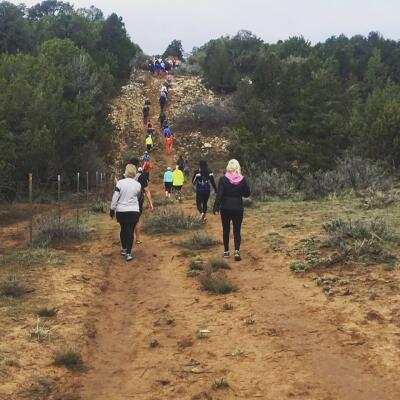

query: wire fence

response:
[1,170,116,247]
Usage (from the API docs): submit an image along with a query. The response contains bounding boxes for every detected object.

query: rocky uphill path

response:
[77,73,400,400]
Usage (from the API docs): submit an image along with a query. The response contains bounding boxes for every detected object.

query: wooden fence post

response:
[29,173,33,246]
[77,172,80,224]
[86,171,89,201]
[57,174,61,221]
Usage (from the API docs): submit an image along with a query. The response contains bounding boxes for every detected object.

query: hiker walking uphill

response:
[213,159,251,261]
[159,91,167,112]
[145,134,153,152]
[110,164,142,262]
[177,155,185,171]
[172,165,185,201]
[163,167,173,198]
[129,158,154,245]
[192,160,217,223]
[146,123,154,139]
[165,135,173,155]
[163,125,172,139]
[143,100,150,125]
[158,111,167,128]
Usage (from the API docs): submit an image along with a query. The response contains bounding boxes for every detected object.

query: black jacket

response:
[213,176,251,212]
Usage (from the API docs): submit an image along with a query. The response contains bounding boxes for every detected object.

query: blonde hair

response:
[125,164,137,178]
[226,159,241,175]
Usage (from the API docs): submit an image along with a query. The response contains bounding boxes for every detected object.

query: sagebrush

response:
[200,269,237,294]
[173,100,237,132]
[180,233,218,250]
[33,214,89,246]
[143,207,202,234]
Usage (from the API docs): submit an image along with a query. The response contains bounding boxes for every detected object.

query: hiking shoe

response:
[223,251,230,258]
[120,249,127,256]
[234,250,241,261]
[126,253,133,262]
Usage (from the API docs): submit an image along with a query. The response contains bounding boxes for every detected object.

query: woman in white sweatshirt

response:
[110,164,142,261]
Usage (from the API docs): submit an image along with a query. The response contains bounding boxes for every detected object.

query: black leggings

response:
[117,212,140,253]
[196,191,210,214]
[220,210,244,252]
[120,223,135,253]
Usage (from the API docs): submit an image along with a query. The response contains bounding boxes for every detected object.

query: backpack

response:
[163,127,171,137]
[196,172,211,192]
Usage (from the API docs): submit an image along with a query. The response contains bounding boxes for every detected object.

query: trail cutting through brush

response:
[77,73,400,400]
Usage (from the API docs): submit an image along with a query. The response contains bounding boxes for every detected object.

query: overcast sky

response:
[13,0,400,54]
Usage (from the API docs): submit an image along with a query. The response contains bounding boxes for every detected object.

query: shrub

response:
[242,198,257,208]
[302,156,392,200]
[143,207,202,234]
[29,317,55,341]
[208,258,230,271]
[200,269,237,294]
[323,218,394,246]
[53,350,83,370]
[91,199,108,213]
[247,156,393,200]
[2,357,20,368]
[189,257,205,271]
[149,339,159,348]
[211,378,229,390]
[0,247,64,268]
[290,255,335,273]
[359,190,400,209]
[0,275,27,298]
[33,214,89,246]
[322,218,397,263]
[301,170,344,200]
[172,100,237,132]
[152,197,173,207]
[248,169,298,199]
[187,270,200,278]
[36,307,58,317]
[175,62,202,76]
[180,233,218,250]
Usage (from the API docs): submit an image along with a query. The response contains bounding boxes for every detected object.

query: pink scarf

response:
[225,172,244,185]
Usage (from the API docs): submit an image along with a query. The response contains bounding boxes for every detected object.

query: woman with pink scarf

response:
[213,159,251,261]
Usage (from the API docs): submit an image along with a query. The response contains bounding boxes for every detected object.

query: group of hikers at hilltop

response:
[147,57,181,76]
[110,68,251,263]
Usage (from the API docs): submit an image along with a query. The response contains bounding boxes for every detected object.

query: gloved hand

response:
[109,209,115,219]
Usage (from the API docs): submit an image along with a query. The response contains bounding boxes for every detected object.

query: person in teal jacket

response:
[163,167,173,198]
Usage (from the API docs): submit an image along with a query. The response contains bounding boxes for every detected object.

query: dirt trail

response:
[78,73,400,400]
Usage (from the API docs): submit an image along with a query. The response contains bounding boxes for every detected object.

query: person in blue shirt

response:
[163,167,173,198]
[163,126,171,138]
